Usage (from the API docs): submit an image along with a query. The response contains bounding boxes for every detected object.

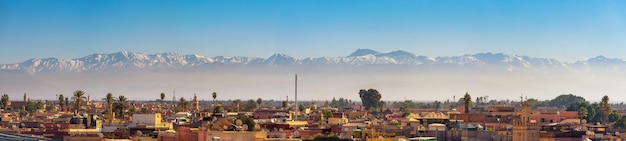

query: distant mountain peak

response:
[377,50,415,57]
[349,49,380,57]
[1,50,625,73]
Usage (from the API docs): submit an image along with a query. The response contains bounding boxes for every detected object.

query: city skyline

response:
[2,1,626,102]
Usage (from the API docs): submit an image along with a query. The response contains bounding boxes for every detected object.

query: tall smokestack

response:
[295,74,298,114]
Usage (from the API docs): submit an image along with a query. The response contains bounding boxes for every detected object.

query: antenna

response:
[295,74,298,112]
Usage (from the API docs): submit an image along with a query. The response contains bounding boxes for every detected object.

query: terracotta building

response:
[512,101,540,141]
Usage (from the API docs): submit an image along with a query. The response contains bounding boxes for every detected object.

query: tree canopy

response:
[548,94,587,108]
[358,89,382,112]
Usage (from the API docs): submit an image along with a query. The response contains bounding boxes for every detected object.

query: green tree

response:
[140,107,150,114]
[160,92,165,101]
[1,94,9,110]
[527,98,549,109]
[463,92,472,113]
[102,93,115,118]
[128,106,136,116]
[72,90,86,113]
[358,89,382,112]
[609,111,622,122]
[282,101,288,109]
[58,94,65,111]
[241,99,257,112]
[600,95,611,124]
[399,105,410,117]
[236,115,256,131]
[212,92,217,103]
[256,98,262,108]
[614,116,626,129]
[178,97,189,112]
[587,103,602,124]
[24,101,38,114]
[549,94,588,109]
[213,106,224,114]
[322,109,333,120]
[578,107,588,123]
[115,95,128,119]
[434,101,441,112]
[298,104,305,112]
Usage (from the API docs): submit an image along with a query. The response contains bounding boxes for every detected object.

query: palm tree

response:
[578,107,588,123]
[256,98,262,108]
[72,90,86,113]
[463,92,472,114]
[178,97,189,111]
[115,95,128,119]
[160,93,165,101]
[601,95,611,124]
[58,94,65,111]
[1,94,9,110]
[212,92,217,104]
[102,93,116,119]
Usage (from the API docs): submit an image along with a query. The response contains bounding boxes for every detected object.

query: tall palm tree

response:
[601,95,611,124]
[72,90,86,113]
[212,92,217,104]
[160,93,165,101]
[463,92,472,114]
[115,95,128,119]
[1,94,9,111]
[257,98,262,108]
[102,93,116,119]
[578,107,588,123]
[58,94,65,111]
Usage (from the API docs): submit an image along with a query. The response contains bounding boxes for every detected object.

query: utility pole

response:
[295,74,298,120]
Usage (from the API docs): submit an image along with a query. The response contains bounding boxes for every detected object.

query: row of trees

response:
[566,95,619,126]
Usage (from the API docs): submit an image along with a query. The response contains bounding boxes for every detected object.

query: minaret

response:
[23,93,28,111]
[512,101,540,141]
[192,94,199,111]
[173,90,176,102]
[87,95,91,105]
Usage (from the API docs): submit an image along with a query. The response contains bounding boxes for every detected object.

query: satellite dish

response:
[235,119,243,126]
[293,130,300,137]
[254,124,261,131]
[136,131,143,136]
[242,124,249,131]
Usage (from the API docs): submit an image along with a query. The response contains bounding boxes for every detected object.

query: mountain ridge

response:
[1,49,625,73]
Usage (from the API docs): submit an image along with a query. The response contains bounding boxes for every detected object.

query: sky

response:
[1,0,626,64]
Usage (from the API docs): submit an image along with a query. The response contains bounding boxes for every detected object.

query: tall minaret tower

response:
[87,95,91,105]
[23,93,28,102]
[295,74,298,114]
[512,101,540,141]
[192,94,199,111]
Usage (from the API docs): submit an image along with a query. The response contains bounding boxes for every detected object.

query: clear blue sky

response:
[1,0,626,64]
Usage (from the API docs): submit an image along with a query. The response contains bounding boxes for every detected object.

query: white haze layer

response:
[1,69,625,102]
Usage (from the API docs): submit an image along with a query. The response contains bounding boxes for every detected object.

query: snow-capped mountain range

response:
[1,49,625,73]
